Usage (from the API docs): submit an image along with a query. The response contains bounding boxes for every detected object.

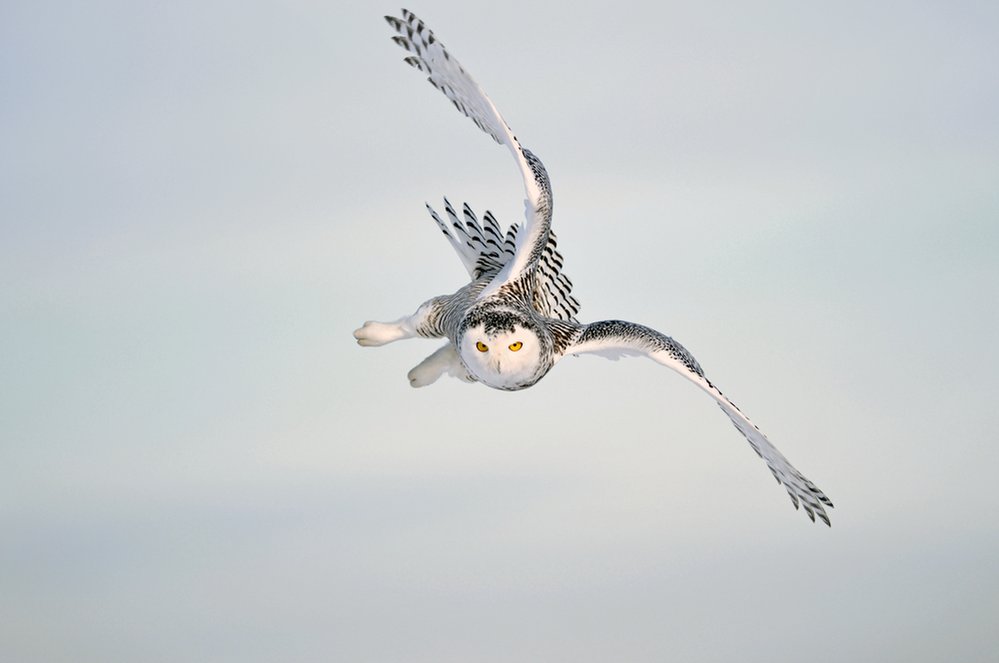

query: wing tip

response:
[796,490,834,527]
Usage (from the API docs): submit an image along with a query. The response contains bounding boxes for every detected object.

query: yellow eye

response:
[508,341,523,352]
[475,341,489,353]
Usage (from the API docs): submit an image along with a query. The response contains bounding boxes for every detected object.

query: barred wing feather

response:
[426,199,581,321]
[424,199,514,279]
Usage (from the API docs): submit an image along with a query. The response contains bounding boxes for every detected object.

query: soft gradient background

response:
[3,1,998,661]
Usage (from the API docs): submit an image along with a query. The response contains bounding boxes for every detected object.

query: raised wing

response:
[425,199,581,321]
[385,9,553,294]
[425,199,515,279]
[563,320,834,525]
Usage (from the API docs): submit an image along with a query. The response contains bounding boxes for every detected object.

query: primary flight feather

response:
[355,9,833,526]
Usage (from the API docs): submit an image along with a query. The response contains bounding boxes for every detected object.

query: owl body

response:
[401,273,559,391]
[354,9,834,525]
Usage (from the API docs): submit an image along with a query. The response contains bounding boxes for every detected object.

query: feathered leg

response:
[353,298,445,347]
[407,342,474,387]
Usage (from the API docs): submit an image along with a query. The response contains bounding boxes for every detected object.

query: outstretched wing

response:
[425,199,581,321]
[562,320,834,525]
[385,9,553,295]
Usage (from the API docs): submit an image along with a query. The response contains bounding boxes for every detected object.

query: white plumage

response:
[355,9,833,525]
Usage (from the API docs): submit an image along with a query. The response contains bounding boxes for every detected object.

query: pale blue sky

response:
[2,1,998,661]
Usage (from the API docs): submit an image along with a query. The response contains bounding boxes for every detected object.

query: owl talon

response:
[407,364,440,387]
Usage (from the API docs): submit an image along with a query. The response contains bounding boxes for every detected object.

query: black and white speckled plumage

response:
[355,9,833,526]
[425,198,580,321]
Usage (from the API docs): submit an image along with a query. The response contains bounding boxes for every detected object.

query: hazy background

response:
[3,1,998,661]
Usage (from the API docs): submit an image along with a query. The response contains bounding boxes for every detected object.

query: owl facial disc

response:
[458,314,549,391]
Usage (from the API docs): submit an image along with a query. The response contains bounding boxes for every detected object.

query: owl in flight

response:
[355,9,833,525]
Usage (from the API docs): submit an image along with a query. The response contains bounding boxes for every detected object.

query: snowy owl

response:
[355,9,833,525]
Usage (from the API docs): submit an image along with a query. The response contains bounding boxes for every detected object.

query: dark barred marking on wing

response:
[424,200,580,321]
[574,320,704,376]
[385,9,506,145]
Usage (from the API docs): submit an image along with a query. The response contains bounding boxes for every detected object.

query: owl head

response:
[458,306,553,390]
